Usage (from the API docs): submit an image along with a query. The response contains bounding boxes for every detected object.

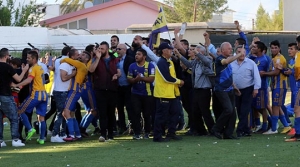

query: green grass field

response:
[0,92,298,167]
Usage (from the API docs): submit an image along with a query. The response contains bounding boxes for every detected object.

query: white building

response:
[210,9,235,23]
[283,0,300,31]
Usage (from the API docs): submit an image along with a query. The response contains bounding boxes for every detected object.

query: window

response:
[78,18,87,29]
[69,21,77,29]
[59,24,67,29]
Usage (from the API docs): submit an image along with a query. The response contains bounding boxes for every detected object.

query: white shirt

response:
[53,56,74,91]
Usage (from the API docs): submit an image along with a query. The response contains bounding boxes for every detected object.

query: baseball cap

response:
[158,42,174,50]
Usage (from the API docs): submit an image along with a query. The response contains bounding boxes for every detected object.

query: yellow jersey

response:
[28,64,47,100]
[60,58,88,91]
[270,54,287,89]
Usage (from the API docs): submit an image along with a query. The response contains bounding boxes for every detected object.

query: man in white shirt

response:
[50,46,76,142]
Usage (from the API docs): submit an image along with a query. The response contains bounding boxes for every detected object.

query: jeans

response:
[52,91,68,136]
[0,96,20,140]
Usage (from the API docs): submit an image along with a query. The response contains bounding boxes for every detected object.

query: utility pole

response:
[252,19,255,30]
[193,0,197,22]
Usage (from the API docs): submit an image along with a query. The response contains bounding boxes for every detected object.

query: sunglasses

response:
[116,48,124,51]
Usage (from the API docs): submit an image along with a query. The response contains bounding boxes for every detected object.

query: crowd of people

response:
[1,20,300,147]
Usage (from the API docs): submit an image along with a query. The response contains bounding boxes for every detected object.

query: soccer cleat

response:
[63,136,76,142]
[281,126,292,134]
[253,125,262,133]
[285,134,300,142]
[288,128,296,136]
[0,141,7,147]
[26,129,36,141]
[37,139,45,145]
[12,139,25,147]
[263,129,278,135]
[51,135,66,143]
[133,135,141,140]
[98,136,106,142]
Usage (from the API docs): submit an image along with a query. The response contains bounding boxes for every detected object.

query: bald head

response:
[116,43,127,57]
[220,42,232,57]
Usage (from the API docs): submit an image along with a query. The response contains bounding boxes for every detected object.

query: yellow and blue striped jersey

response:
[270,54,287,89]
[28,64,47,100]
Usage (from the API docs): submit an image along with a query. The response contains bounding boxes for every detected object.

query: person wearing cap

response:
[153,42,184,142]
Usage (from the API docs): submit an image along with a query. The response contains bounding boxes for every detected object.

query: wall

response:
[283,0,300,31]
[48,2,158,30]
[0,27,173,51]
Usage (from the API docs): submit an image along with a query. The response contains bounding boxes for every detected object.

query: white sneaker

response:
[99,136,105,142]
[12,139,25,147]
[47,130,52,136]
[263,129,278,135]
[51,135,66,143]
[0,141,7,147]
[253,125,262,133]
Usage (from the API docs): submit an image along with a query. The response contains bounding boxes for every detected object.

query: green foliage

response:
[163,0,228,23]
[255,0,283,31]
[0,0,41,27]
[0,6,11,26]
[60,0,91,14]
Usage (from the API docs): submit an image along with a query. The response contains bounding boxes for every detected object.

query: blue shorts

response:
[64,90,81,111]
[252,88,268,109]
[272,88,287,106]
[19,91,48,117]
[81,87,97,111]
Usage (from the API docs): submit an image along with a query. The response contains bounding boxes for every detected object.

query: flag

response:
[149,6,169,49]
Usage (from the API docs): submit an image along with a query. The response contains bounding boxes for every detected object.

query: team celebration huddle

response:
[1,20,300,147]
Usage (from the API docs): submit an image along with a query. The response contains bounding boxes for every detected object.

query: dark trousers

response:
[193,88,215,134]
[180,86,193,127]
[236,85,254,134]
[117,85,133,131]
[212,90,236,137]
[212,91,222,121]
[131,94,153,135]
[95,90,117,139]
[153,98,179,140]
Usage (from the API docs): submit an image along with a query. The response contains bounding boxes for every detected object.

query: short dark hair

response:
[10,58,22,67]
[62,46,72,56]
[236,37,246,45]
[85,45,95,54]
[270,40,280,48]
[255,41,266,52]
[100,41,109,49]
[0,48,9,58]
[111,35,119,42]
[28,50,39,60]
[82,51,91,61]
[288,42,298,50]
[163,39,171,45]
[21,48,31,64]
[180,39,189,46]
[296,36,300,43]
[137,48,147,56]
[69,49,78,58]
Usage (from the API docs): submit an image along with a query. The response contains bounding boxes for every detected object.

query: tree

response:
[163,0,228,23]
[60,0,91,14]
[255,0,283,31]
[0,0,42,27]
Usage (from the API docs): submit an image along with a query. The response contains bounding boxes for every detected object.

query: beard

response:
[132,41,139,48]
